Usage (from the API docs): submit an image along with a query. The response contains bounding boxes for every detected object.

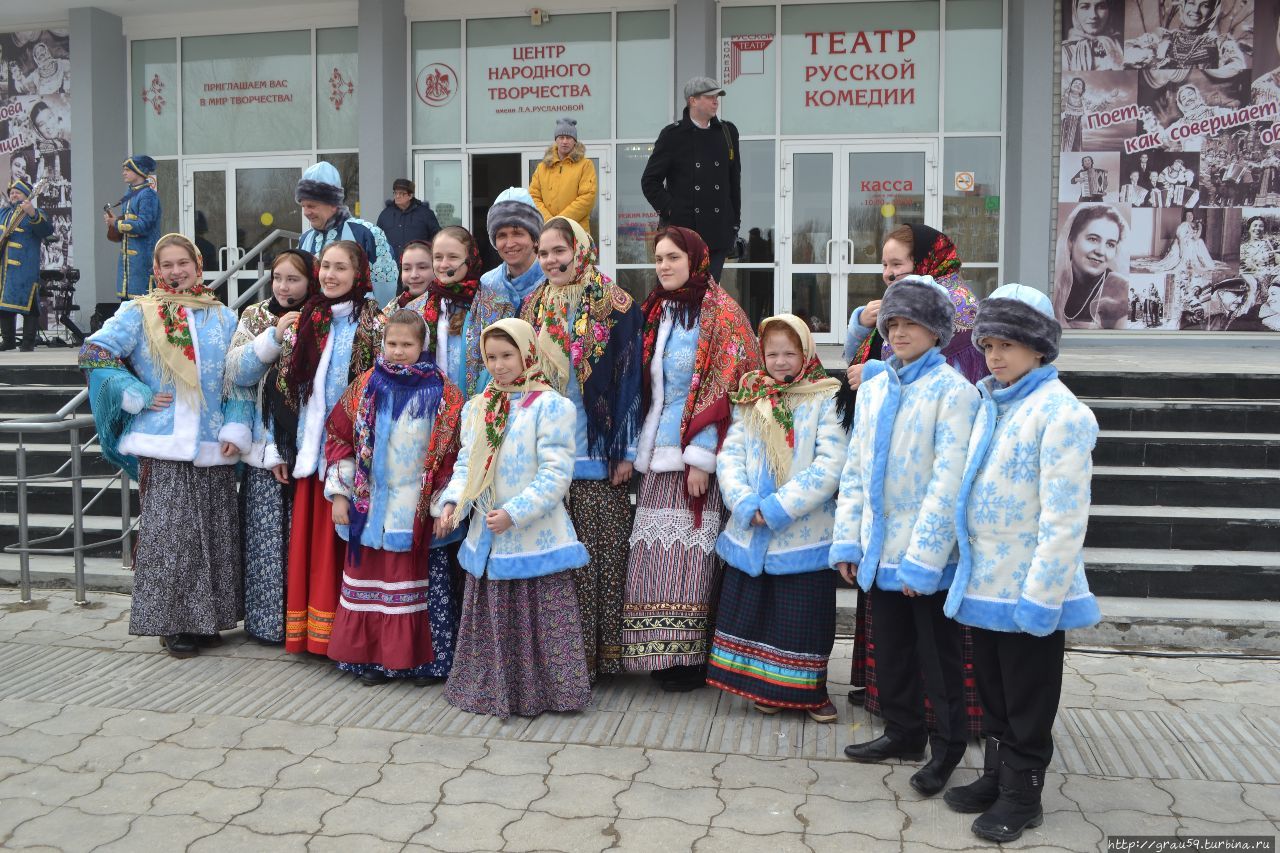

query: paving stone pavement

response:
[0,590,1277,852]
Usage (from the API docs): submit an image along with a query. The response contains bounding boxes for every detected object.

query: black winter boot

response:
[909,737,968,796]
[970,763,1045,843]
[944,736,1000,813]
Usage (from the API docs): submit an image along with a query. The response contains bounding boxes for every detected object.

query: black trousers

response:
[0,302,39,349]
[971,627,1066,771]
[708,248,728,282]
[870,586,967,750]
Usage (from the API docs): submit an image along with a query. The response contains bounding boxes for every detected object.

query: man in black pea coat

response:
[641,76,742,281]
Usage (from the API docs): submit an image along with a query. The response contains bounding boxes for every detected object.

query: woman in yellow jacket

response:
[529,118,597,236]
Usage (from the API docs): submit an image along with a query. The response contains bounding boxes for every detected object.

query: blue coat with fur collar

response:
[717,393,845,576]
[829,350,979,594]
[944,365,1102,636]
[434,389,587,580]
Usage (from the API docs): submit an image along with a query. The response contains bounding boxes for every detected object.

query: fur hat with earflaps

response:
[876,275,956,347]
[973,283,1062,363]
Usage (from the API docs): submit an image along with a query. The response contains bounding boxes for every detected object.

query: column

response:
[357,0,408,209]
[1003,0,1055,290]
[673,0,717,118]
[69,7,129,311]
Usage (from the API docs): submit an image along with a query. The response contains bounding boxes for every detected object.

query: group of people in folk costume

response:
[80,183,1100,843]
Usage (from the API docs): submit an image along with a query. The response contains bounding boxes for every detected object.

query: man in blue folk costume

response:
[0,179,53,351]
[104,154,161,299]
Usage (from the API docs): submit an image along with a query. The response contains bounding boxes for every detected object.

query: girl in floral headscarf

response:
[520,216,643,681]
[433,318,592,718]
[225,248,318,644]
[620,225,760,692]
[272,239,385,656]
[403,225,483,390]
[80,233,247,658]
[708,314,844,722]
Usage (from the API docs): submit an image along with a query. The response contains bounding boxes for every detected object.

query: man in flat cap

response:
[641,76,741,280]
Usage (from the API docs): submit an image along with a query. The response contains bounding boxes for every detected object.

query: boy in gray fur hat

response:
[942,283,1100,843]
[831,274,980,798]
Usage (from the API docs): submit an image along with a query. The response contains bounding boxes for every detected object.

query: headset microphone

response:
[887,273,898,283]
[445,267,459,277]
[558,263,570,272]
[783,375,796,384]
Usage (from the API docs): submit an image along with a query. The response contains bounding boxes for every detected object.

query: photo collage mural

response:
[1055,0,1280,331]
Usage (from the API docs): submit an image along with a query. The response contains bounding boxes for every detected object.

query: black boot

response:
[843,733,927,763]
[159,635,198,658]
[944,737,1000,813]
[0,313,15,351]
[910,738,968,796]
[18,310,37,351]
[971,763,1045,843]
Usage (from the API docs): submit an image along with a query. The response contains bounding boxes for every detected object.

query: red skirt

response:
[284,475,346,655]
[327,531,435,672]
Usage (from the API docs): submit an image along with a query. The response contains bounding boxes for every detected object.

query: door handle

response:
[824,238,837,276]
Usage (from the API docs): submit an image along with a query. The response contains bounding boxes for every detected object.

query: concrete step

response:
[1062,371,1280,401]
[0,477,138,518]
[1083,547,1280,600]
[0,385,84,412]
[0,441,118,477]
[1086,504,1280,553]
[1094,430,1280,469]
[1083,398,1280,433]
[832,588,1280,651]
[1091,466,1280,508]
[0,511,132,557]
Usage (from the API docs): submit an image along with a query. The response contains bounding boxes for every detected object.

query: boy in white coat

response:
[831,276,980,797]
[942,284,1100,843]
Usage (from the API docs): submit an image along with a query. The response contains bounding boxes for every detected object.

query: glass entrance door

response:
[780,140,938,344]
[182,156,311,304]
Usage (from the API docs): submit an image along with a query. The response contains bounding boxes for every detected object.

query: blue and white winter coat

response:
[434,390,588,580]
[225,301,286,469]
[944,365,1102,636]
[717,393,846,576]
[299,213,398,306]
[829,349,980,594]
[84,300,248,466]
[634,310,719,474]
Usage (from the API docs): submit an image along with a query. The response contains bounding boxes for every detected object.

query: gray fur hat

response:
[876,275,956,347]
[972,283,1062,362]
[554,117,578,139]
[486,187,544,244]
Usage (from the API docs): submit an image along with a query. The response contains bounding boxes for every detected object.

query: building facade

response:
[5,0,1271,335]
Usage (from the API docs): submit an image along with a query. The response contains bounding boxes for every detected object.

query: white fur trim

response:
[193,440,237,467]
[436,298,451,365]
[647,446,685,473]
[683,444,717,473]
[324,458,356,500]
[633,311,673,474]
[253,327,283,363]
[219,422,253,454]
[121,389,147,415]
[292,301,352,479]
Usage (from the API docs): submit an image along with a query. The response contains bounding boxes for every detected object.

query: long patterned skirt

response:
[130,459,242,637]
[284,475,346,655]
[852,589,985,738]
[620,471,724,672]
[240,466,291,643]
[445,571,591,718]
[331,546,457,679]
[708,568,835,710]
[566,478,634,680]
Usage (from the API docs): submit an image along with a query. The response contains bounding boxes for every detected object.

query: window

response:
[411,21,462,146]
[181,31,313,155]
[618,11,672,138]
[466,13,611,145]
[131,39,177,156]
[721,6,777,136]
[944,0,1002,132]
[943,136,1001,269]
[317,28,358,150]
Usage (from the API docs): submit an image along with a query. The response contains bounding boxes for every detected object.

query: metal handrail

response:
[208,228,301,310]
